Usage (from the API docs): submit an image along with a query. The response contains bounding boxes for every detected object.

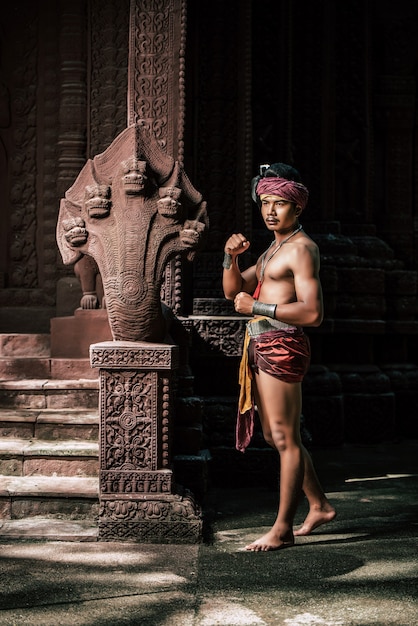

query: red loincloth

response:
[236,327,311,452]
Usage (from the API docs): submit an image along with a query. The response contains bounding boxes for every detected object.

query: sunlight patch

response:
[0,544,154,566]
[215,527,270,546]
[135,572,189,586]
[284,613,343,625]
[345,473,417,483]
[328,559,418,582]
[199,599,267,625]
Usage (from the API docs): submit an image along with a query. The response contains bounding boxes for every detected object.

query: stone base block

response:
[98,489,202,543]
[98,519,202,543]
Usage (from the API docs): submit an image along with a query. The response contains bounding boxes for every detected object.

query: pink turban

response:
[256,177,309,210]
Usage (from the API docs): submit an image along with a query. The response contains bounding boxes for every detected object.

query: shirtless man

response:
[222,163,336,551]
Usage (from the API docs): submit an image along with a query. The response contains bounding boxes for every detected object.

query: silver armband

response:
[222,252,232,269]
[252,300,277,319]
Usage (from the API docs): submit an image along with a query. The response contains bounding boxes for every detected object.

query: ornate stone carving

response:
[192,318,247,357]
[128,0,187,161]
[90,341,202,543]
[6,3,39,292]
[89,0,129,157]
[101,370,158,470]
[100,469,173,495]
[192,298,235,316]
[98,488,202,544]
[57,123,208,342]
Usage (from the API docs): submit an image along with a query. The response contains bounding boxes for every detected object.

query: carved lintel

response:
[90,340,179,370]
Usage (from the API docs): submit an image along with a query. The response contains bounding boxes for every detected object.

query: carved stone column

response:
[90,340,202,543]
[56,0,208,541]
[128,0,188,315]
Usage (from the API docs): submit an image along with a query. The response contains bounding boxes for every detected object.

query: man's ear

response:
[295,205,302,216]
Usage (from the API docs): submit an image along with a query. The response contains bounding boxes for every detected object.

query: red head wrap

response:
[256,177,309,210]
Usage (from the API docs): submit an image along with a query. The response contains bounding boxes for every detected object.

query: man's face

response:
[260,195,299,232]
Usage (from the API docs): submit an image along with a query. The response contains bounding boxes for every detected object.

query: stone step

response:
[0,516,98,541]
[0,438,99,477]
[0,333,51,358]
[0,332,53,380]
[0,357,53,380]
[0,378,99,409]
[50,358,97,380]
[0,333,98,380]
[0,475,99,521]
[0,357,98,380]
[0,408,99,441]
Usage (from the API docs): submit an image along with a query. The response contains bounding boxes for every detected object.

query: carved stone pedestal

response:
[90,341,202,543]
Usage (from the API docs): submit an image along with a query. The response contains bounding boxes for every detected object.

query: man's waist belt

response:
[246,317,298,337]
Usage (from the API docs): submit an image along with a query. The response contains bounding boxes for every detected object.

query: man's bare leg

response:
[245,373,303,552]
[294,447,336,536]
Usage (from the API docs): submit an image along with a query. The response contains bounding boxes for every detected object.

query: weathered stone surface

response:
[0,475,98,520]
[0,357,52,380]
[23,457,98,478]
[0,334,50,357]
[0,410,36,439]
[0,517,97,541]
[0,458,22,476]
[50,358,98,380]
[0,379,99,410]
[50,310,112,359]
[36,411,99,442]
[0,440,98,477]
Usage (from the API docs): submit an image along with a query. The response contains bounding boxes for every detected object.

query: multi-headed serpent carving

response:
[57,123,208,342]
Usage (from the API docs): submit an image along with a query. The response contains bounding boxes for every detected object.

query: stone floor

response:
[0,439,417,626]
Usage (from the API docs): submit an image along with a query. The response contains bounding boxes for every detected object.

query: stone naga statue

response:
[56,123,208,343]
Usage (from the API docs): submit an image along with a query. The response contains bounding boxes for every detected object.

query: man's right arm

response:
[222,233,257,300]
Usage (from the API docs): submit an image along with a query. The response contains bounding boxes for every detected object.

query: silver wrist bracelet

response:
[222,252,232,269]
[252,300,277,319]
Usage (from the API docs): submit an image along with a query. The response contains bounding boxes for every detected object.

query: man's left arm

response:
[276,243,324,327]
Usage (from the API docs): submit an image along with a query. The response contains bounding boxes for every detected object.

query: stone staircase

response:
[0,334,100,541]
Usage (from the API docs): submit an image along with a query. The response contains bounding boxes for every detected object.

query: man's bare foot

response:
[245,529,294,552]
[294,505,336,536]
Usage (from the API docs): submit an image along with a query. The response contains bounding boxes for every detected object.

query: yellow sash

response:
[238,325,252,416]
[238,316,272,415]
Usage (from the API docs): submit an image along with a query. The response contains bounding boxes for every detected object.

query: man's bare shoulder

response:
[282,230,319,257]
[297,231,319,252]
[285,231,320,271]
[297,229,317,246]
